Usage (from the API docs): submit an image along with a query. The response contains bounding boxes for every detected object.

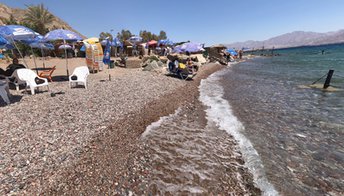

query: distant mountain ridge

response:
[0,3,85,37]
[225,30,344,49]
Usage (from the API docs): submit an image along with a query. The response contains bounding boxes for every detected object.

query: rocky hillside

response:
[0,3,84,37]
[225,30,344,49]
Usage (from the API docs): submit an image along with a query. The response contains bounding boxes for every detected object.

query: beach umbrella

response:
[30,42,54,50]
[0,34,14,49]
[83,37,99,44]
[0,25,39,66]
[158,39,174,46]
[0,25,37,41]
[148,40,158,46]
[43,29,82,76]
[127,36,142,44]
[58,44,72,50]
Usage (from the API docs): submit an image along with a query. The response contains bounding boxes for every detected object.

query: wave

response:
[199,68,279,196]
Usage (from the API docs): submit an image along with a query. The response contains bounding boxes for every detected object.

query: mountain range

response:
[224,30,344,49]
[0,3,84,37]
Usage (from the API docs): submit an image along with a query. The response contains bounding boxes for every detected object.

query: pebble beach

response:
[0,58,259,195]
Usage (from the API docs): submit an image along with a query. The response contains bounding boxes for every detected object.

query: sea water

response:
[220,44,344,195]
[142,44,344,195]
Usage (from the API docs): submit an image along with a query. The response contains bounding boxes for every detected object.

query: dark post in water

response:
[323,70,334,89]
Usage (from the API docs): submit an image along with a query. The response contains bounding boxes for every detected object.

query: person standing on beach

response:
[239,50,243,59]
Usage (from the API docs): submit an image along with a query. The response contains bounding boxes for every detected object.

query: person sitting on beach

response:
[0,58,26,77]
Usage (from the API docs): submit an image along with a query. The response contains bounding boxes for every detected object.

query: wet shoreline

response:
[35,63,258,194]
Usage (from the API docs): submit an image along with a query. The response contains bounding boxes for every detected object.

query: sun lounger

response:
[38,66,56,82]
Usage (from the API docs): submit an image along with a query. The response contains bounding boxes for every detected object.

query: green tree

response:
[117,29,132,42]
[158,30,167,40]
[99,32,113,41]
[23,3,54,35]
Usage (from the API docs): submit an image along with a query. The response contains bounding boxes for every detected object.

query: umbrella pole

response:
[40,47,45,68]
[11,36,29,68]
[30,46,38,74]
[64,39,69,77]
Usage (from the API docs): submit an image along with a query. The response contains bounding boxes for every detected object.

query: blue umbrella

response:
[226,48,238,56]
[158,39,174,46]
[0,25,39,66]
[0,25,37,41]
[43,29,82,41]
[43,29,82,76]
[58,44,72,50]
[127,36,142,44]
[0,34,14,49]
[30,42,54,50]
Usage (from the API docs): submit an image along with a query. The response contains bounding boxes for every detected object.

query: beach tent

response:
[43,29,82,76]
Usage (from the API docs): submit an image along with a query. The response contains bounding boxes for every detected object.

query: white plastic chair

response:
[0,80,10,104]
[8,69,49,95]
[69,66,89,89]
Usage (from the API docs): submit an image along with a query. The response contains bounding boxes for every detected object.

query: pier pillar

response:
[323,70,334,89]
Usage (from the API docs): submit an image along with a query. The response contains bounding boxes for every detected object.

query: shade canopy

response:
[43,29,82,41]
[0,25,38,41]
[173,42,204,53]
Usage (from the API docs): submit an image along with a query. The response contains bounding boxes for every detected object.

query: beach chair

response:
[7,69,49,95]
[0,80,10,104]
[38,65,56,82]
[69,66,89,89]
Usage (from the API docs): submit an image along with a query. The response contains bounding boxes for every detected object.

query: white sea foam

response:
[141,107,182,138]
[199,69,279,196]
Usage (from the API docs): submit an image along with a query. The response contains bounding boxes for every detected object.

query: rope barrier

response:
[311,73,328,85]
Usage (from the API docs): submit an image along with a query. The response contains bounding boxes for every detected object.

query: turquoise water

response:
[221,44,344,195]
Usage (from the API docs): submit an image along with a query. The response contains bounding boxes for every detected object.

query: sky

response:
[2,0,344,46]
